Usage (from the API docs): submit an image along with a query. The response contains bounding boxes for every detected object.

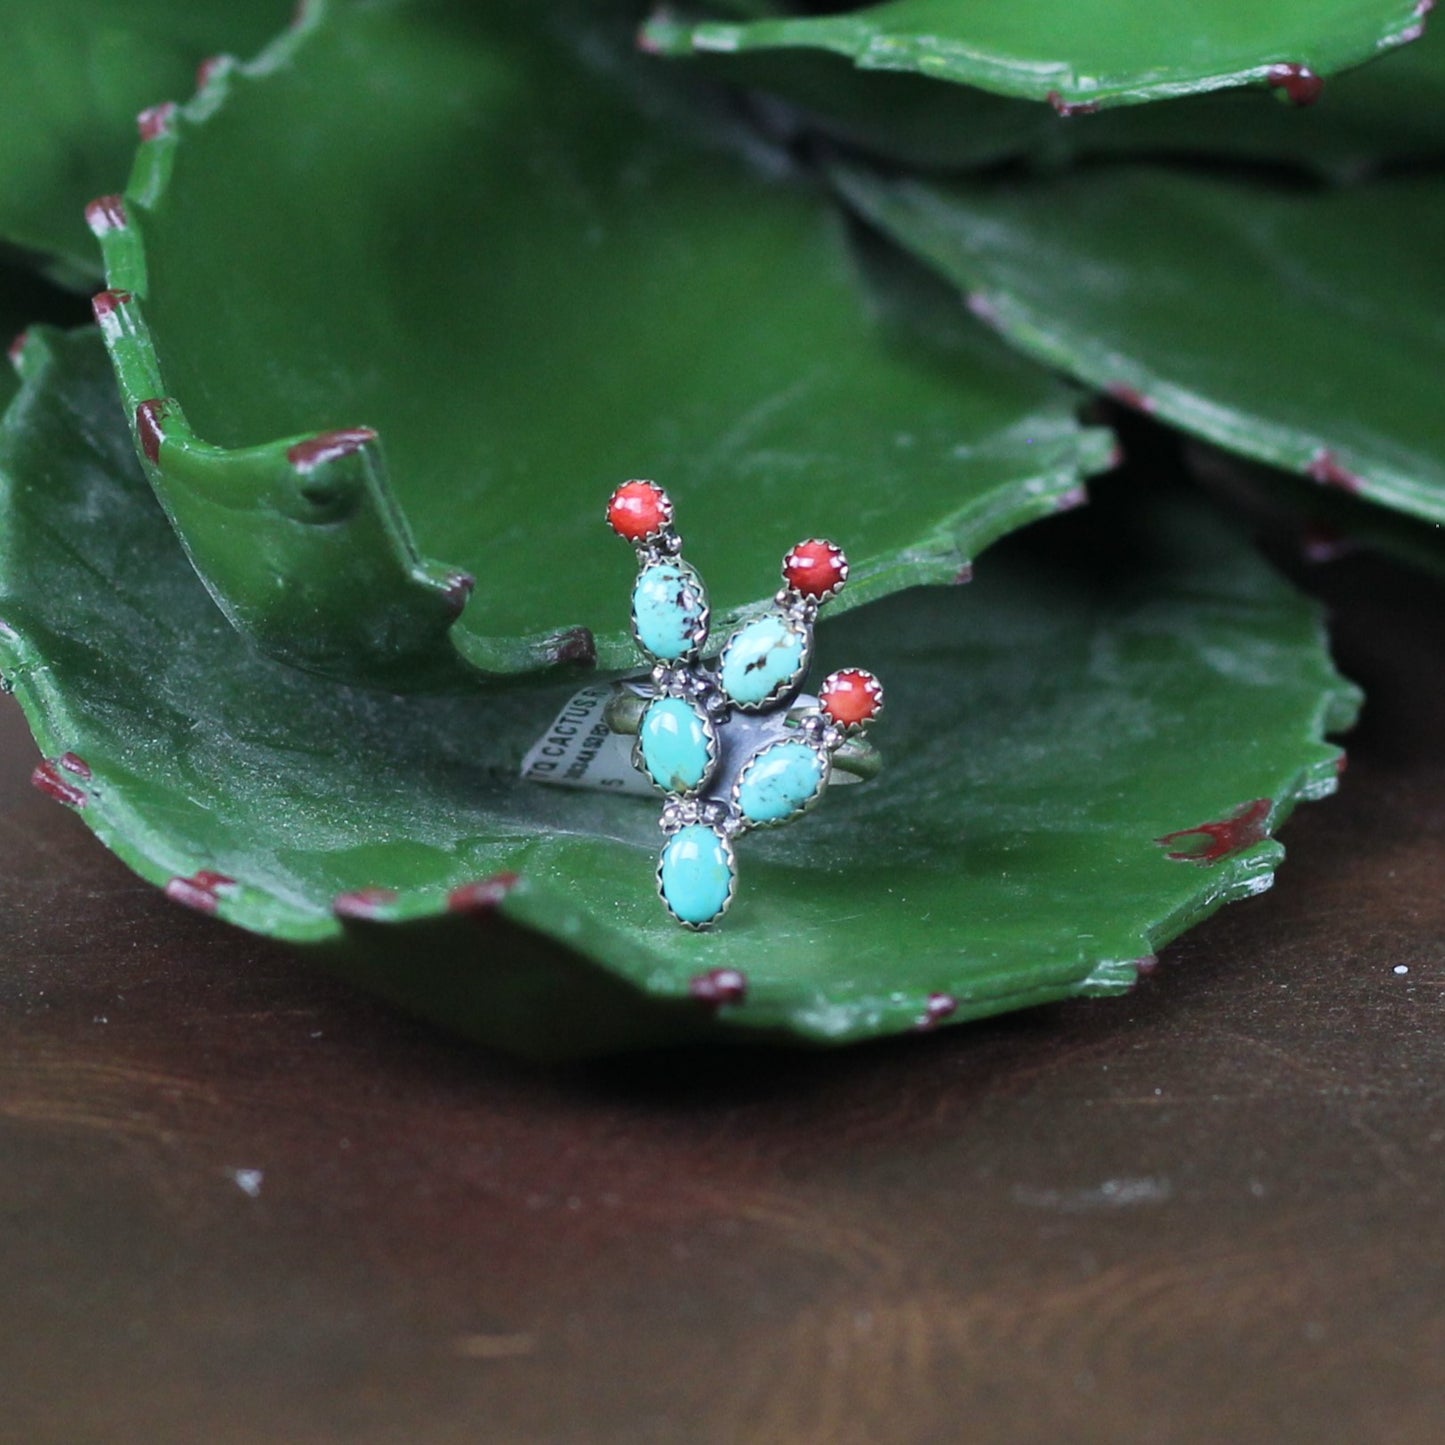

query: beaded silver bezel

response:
[782,538,850,604]
[655,823,738,931]
[605,480,674,545]
[629,554,710,665]
[716,613,813,714]
[631,694,721,799]
[818,668,886,736]
[730,738,833,833]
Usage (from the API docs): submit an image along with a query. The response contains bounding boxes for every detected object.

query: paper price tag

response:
[519,685,654,796]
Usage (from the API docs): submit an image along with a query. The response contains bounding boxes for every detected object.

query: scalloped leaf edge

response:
[640,2,1435,110]
[86,18,529,688]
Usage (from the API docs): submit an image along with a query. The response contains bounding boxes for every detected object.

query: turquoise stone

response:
[658,824,736,927]
[639,696,715,794]
[736,741,828,825]
[632,559,707,661]
[718,613,808,708]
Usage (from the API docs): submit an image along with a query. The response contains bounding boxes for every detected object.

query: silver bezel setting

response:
[716,612,813,715]
[818,668,886,735]
[632,694,720,799]
[781,538,849,604]
[730,738,833,833]
[605,479,675,546]
[629,553,711,667]
[656,823,738,931]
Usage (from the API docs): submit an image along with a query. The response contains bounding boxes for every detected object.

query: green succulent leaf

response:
[837,162,1445,528]
[94,0,1111,688]
[642,0,1431,111]
[690,20,1445,179]
[0,327,1357,1058]
[0,0,293,283]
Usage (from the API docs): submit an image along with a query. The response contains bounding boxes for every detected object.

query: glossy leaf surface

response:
[0,0,292,281]
[96,0,1111,686]
[695,22,1445,178]
[643,0,1431,110]
[0,329,1357,1058]
[838,163,1445,527]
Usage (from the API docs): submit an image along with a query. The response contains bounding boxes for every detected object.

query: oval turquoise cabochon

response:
[658,823,736,927]
[735,739,828,826]
[718,613,809,709]
[639,696,716,794]
[632,559,708,661]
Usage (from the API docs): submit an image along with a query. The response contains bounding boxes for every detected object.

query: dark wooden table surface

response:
[1,552,1441,1445]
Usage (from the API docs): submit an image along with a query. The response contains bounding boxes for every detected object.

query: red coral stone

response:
[782,539,848,599]
[606,480,672,541]
[820,668,883,729]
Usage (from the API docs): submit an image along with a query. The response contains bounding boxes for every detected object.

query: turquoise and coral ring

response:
[605,480,884,929]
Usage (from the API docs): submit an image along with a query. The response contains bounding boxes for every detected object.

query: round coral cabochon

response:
[607,480,673,542]
[782,539,848,599]
[820,668,883,728]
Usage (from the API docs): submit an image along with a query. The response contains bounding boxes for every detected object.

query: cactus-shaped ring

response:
[605,480,884,929]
